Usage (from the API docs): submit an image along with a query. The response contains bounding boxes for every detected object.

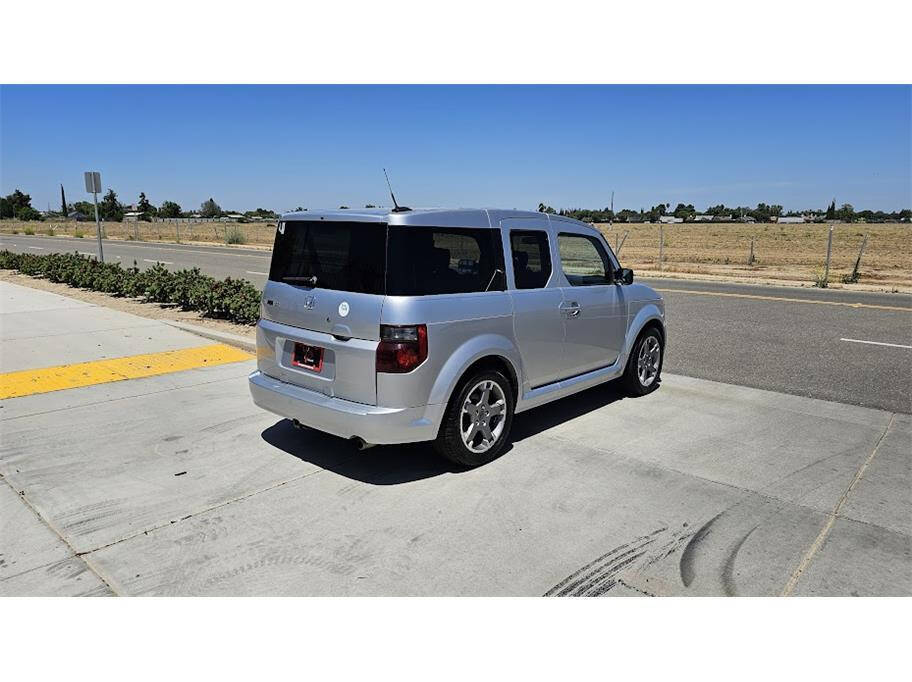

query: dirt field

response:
[2,219,909,288]
[596,221,911,288]
[0,219,278,246]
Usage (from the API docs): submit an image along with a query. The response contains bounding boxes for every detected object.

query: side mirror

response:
[617,268,634,285]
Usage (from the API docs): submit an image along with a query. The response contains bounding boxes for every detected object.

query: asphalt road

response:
[2,233,910,413]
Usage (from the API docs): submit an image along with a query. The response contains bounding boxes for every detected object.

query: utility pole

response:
[609,190,614,227]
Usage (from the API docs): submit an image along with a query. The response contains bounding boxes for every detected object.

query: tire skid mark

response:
[544,528,666,597]
[545,525,699,597]
[722,526,758,597]
[577,550,650,596]
[679,511,725,587]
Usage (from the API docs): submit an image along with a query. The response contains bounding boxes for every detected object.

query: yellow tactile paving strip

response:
[0,343,252,400]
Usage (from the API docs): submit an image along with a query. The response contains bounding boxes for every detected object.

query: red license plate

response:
[291,342,324,372]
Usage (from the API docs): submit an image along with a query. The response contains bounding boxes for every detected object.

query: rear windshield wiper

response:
[282,275,318,286]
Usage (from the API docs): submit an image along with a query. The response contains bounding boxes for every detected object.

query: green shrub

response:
[23,227,35,235]
[46,227,56,236]
[74,230,84,238]
[225,226,247,244]
[0,249,260,325]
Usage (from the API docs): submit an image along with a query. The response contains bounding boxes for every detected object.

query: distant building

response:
[658,215,683,224]
[693,214,714,222]
[123,211,144,222]
[712,215,733,222]
[776,216,805,224]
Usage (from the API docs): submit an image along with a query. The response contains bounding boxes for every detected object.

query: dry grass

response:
[2,219,909,288]
[0,219,278,246]
[596,222,911,288]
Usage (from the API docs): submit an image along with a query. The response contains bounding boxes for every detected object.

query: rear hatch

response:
[258,220,387,405]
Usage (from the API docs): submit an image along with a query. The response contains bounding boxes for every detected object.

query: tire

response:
[434,370,514,468]
[622,327,664,396]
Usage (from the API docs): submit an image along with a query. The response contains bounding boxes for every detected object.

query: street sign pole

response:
[85,171,104,262]
[92,190,104,262]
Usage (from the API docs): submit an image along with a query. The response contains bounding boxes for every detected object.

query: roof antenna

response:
[383,168,411,212]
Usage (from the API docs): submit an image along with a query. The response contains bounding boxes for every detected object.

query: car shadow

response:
[508,378,631,444]
[261,378,650,483]
[261,419,458,485]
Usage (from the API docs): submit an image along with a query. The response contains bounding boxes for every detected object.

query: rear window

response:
[269,221,386,294]
[386,226,505,295]
[269,221,505,296]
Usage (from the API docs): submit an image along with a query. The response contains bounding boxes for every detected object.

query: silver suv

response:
[249,208,665,467]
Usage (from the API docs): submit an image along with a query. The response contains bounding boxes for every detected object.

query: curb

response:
[163,320,256,353]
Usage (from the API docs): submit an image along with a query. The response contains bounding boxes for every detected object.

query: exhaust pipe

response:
[351,437,376,451]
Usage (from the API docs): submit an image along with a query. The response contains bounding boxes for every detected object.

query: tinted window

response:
[558,233,613,286]
[386,226,505,295]
[269,221,386,294]
[510,230,552,289]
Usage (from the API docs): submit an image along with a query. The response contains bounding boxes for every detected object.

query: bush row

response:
[0,250,261,325]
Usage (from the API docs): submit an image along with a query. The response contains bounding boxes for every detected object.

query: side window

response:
[558,233,613,286]
[510,230,552,289]
[385,226,506,295]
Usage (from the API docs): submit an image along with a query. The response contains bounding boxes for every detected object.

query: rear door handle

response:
[560,301,581,318]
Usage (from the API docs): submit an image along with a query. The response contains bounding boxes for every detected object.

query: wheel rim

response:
[637,335,661,387]
[460,379,507,454]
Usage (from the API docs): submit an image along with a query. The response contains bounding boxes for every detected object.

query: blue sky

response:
[1,85,909,213]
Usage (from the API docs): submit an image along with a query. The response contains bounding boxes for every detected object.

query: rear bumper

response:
[249,370,444,445]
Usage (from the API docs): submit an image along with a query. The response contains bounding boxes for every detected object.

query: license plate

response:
[291,342,324,372]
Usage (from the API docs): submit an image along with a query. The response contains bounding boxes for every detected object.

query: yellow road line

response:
[654,288,912,312]
[0,343,252,400]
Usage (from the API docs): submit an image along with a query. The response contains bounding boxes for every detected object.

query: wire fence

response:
[1,219,909,287]
[595,222,910,287]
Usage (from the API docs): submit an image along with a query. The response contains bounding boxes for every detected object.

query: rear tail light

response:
[376,324,428,373]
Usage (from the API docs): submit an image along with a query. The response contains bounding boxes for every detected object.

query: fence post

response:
[658,225,664,270]
[850,233,868,282]
[823,225,834,286]
[617,230,629,256]
[133,221,138,241]
[748,237,755,265]
[175,219,181,244]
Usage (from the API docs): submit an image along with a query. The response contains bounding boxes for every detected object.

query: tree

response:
[16,206,43,221]
[672,203,696,220]
[339,205,349,209]
[200,198,221,218]
[294,206,305,212]
[137,192,155,221]
[159,200,182,218]
[2,189,33,218]
[537,203,556,214]
[705,204,730,216]
[750,203,772,223]
[646,203,669,222]
[72,201,95,220]
[99,189,124,221]
[825,200,836,220]
[837,203,855,223]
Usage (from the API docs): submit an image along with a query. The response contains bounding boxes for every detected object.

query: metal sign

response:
[84,171,101,194]
[84,171,105,263]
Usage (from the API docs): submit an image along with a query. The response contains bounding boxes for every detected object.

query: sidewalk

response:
[1,282,909,596]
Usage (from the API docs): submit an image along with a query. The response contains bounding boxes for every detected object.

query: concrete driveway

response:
[1,281,909,596]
